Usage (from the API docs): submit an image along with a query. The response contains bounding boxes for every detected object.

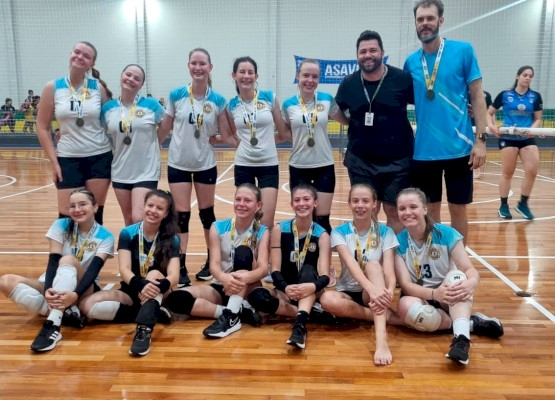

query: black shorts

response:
[56,151,113,189]
[289,164,335,194]
[112,180,158,191]
[348,166,411,205]
[411,156,473,205]
[498,137,537,150]
[234,165,279,189]
[341,290,366,307]
[209,283,229,305]
[168,165,217,185]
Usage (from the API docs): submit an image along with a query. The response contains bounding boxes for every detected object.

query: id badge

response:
[364,112,374,126]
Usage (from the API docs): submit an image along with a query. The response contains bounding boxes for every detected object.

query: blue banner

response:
[294,55,388,84]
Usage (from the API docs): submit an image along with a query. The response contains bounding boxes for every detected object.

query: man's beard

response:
[418,26,439,43]
[358,56,383,74]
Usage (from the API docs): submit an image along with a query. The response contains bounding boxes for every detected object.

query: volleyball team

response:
[7,0,549,366]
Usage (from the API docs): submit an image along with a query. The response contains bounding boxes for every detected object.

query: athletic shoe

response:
[515,202,534,220]
[61,305,86,329]
[286,323,307,349]
[129,325,152,356]
[445,335,471,365]
[470,312,504,338]
[195,261,212,281]
[327,265,337,287]
[498,204,512,219]
[157,306,172,324]
[30,320,62,352]
[264,266,273,283]
[309,303,336,325]
[203,309,242,338]
[178,265,191,288]
[239,305,261,327]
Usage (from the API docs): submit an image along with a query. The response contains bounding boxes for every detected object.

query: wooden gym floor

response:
[0,148,554,399]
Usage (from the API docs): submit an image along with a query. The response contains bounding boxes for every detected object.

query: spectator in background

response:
[1,98,16,133]
[27,89,34,102]
[20,98,35,134]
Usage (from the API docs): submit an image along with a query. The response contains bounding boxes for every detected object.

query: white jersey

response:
[282,92,338,168]
[101,97,165,183]
[396,224,463,288]
[227,90,278,167]
[44,218,115,286]
[211,218,268,286]
[331,221,398,292]
[53,76,111,157]
[166,85,227,172]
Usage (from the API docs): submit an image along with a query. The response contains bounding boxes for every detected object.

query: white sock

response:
[226,295,243,314]
[214,304,225,318]
[453,318,470,338]
[48,309,64,326]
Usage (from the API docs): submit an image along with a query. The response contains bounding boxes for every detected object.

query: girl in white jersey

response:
[227,56,290,230]
[164,183,270,339]
[101,64,165,226]
[36,42,112,225]
[319,183,397,366]
[394,187,504,366]
[0,189,114,353]
[158,48,234,287]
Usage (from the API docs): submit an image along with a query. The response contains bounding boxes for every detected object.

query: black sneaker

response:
[30,320,62,352]
[61,305,86,329]
[203,309,242,338]
[286,323,307,349]
[195,261,213,281]
[240,306,261,327]
[178,265,191,288]
[471,312,504,338]
[157,306,172,324]
[445,335,471,365]
[129,325,152,356]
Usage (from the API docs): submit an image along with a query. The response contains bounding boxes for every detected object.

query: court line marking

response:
[0,183,54,200]
[0,175,17,188]
[467,246,555,323]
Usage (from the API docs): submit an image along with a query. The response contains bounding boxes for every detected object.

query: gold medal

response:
[426,89,435,99]
[123,136,132,145]
[194,129,200,139]
[250,137,258,146]
[307,137,315,147]
[76,117,84,127]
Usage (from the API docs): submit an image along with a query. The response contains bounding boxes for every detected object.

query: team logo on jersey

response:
[507,96,514,103]
[256,102,266,111]
[429,247,440,260]
[518,104,526,111]
[135,109,145,118]
[203,103,213,114]
[85,92,93,100]
[316,103,325,112]
[87,242,98,252]
[308,243,317,252]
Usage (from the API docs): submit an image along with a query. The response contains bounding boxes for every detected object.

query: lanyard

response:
[188,84,209,137]
[230,218,254,266]
[71,221,97,262]
[118,96,138,136]
[292,219,314,272]
[421,38,445,94]
[360,66,388,113]
[298,93,318,143]
[67,75,88,118]
[352,221,377,271]
[138,222,159,278]
[239,91,258,143]
[407,232,433,284]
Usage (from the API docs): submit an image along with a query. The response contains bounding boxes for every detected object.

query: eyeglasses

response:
[68,201,92,210]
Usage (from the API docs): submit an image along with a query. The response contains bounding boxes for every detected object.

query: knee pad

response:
[444,270,467,286]
[315,214,332,234]
[87,300,120,321]
[248,288,279,315]
[199,207,216,230]
[233,245,253,271]
[298,264,318,284]
[113,304,138,323]
[405,302,442,332]
[52,264,78,292]
[9,283,49,315]
[95,206,104,225]
[178,211,191,234]
[165,290,196,316]
[135,298,160,327]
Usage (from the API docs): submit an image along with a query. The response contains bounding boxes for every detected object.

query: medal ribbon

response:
[67,75,88,118]
[421,38,445,93]
[292,219,314,272]
[239,91,258,144]
[298,93,318,143]
[360,66,388,113]
[352,221,377,271]
[407,232,433,283]
[138,222,159,278]
[119,96,138,138]
[188,84,209,136]
[71,221,98,262]
[230,217,254,267]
